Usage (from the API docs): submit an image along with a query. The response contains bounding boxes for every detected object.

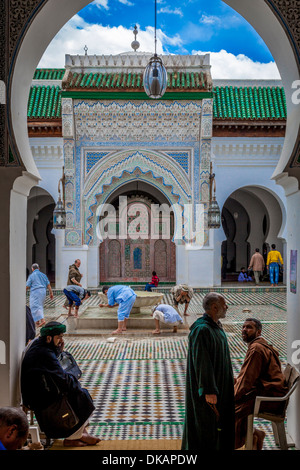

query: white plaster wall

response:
[29,137,63,202]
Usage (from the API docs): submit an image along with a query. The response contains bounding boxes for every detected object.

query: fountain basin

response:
[98,290,164,313]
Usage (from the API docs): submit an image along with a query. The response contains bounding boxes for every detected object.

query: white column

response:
[0,171,39,406]
[52,229,66,289]
[87,245,99,288]
[276,174,300,447]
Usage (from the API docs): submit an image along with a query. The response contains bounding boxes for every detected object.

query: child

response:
[238,267,252,282]
[144,271,160,292]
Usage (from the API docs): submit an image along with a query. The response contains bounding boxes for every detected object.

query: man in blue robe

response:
[181,292,235,451]
[26,263,53,327]
[99,285,137,334]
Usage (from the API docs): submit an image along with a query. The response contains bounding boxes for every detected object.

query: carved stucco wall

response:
[61,97,213,246]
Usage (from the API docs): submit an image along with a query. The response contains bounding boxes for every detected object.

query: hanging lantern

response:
[53,167,66,229]
[207,162,221,229]
[53,196,66,229]
[208,197,221,229]
[143,55,167,99]
[143,0,167,99]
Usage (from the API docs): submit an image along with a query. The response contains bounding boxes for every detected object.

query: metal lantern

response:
[208,196,221,229]
[53,167,66,229]
[53,196,66,229]
[143,0,167,99]
[208,162,221,229]
[143,55,167,99]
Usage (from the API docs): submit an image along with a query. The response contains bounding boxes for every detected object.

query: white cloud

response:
[158,7,183,17]
[193,49,281,80]
[92,0,109,10]
[200,14,221,26]
[118,0,134,5]
[38,16,170,68]
[37,15,280,81]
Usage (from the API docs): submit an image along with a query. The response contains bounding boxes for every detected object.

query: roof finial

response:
[131,25,140,52]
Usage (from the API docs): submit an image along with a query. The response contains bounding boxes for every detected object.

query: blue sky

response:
[39,0,280,79]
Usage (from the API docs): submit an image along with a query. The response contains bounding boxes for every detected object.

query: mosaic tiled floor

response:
[29,288,294,450]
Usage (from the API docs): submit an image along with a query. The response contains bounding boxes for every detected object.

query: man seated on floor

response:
[63,285,91,318]
[0,407,29,450]
[234,318,288,450]
[238,267,252,282]
[21,321,100,447]
[151,303,183,334]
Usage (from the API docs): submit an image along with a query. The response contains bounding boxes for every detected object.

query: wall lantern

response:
[208,162,221,229]
[53,167,66,229]
[143,0,167,99]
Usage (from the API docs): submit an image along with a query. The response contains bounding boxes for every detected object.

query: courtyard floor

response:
[35,285,293,451]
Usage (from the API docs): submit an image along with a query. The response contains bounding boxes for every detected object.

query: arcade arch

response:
[26,186,55,281]
[221,186,286,280]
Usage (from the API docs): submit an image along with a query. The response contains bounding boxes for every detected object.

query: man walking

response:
[248,248,265,285]
[26,263,53,327]
[266,244,284,286]
[181,292,235,451]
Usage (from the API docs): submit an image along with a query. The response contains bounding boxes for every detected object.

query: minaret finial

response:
[131,25,140,52]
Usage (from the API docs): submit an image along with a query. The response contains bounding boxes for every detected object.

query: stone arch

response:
[85,162,190,246]
[221,184,286,278]
[2,0,300,438]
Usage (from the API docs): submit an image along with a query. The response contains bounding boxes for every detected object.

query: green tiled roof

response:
[64,71,209,91]
[27,85,61,119]
[27,81,287,121]
[33,68,65,80]
[213,85,286,120]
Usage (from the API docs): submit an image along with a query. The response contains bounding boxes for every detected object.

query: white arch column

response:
[0,171,39,406]
[275,174,300,447]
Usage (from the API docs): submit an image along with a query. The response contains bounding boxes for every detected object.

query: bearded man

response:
[21,321,99,447]
[234,318,288,450]
[181,292,235,451]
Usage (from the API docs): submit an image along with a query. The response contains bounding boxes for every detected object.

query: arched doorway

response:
[98,183,176,284]
[221,186,286,282]
[27,186,56,282]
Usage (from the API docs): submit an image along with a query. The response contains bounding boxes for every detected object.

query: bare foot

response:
[36,319,45,327]
[152,329,161,335]
[173,326,178,333]
[112,329,123,335]
[63,439,87,447]
[80,431,101,446]
[253,429,266,450]
[184,313,190,316]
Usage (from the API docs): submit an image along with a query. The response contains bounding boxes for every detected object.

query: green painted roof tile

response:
[27,74,287,123]
[33,68,65,80]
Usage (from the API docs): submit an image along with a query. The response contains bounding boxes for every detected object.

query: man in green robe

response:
[181,292,235,451]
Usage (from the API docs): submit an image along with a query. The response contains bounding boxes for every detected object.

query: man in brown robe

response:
[234,318,288,450]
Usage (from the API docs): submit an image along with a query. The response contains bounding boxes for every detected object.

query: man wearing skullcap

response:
[21,321,99,447]
[170,284,194,316]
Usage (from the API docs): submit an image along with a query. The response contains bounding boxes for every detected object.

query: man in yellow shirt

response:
[266,244,284,286]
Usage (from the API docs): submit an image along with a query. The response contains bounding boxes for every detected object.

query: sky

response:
[38,0,281,80]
